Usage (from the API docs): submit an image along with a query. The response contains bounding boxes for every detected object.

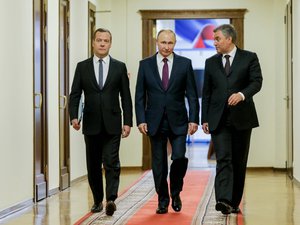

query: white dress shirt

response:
[222,46,245,101]
[93,55,110,86]
[222,46,237,67]
[157,53,174,80]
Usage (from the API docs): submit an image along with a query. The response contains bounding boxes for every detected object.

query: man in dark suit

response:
[135,29,199,214]
[201,24,263,214]
[69,28,132,216]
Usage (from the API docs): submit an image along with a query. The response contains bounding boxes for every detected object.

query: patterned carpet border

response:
[75,171,155,225]
[193,170,243,225]
[75,169,243,225]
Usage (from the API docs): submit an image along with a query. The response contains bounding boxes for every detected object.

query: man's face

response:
[213,30,232,54]
[92,31,112,58]
[157,31,176,58]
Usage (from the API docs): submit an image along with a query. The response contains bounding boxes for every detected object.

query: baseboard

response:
[48,187,60,197]
[246,167,287,172]
[121,166,143,171]
[248,168,300,187]
[0,166,143,220]
[0,199,33,220]
[71,174,87,186]
[293,177,300,187]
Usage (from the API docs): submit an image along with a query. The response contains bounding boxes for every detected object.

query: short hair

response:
[214,24,237,44]
[93,28,112,41]
[156,29,176,41]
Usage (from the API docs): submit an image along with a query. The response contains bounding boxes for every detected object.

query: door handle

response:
[60,95,67,109]
[284,96,290,108]
[34,93,43,108]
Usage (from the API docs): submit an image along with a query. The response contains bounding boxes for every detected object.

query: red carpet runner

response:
[74,169,244,225]
[126,170,211,225]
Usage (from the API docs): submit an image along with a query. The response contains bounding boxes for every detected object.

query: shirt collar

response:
[94,54,110,64]
[157,52,174,63]
[223,46,237,59]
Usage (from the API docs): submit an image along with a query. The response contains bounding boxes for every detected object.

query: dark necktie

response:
[224,55,230,75]
[162,58,169,90]
[99,59,103,89]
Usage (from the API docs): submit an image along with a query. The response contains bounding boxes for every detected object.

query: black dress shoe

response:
[215,201,232,215]
[105,201,116,216]
[231,207,241,214]
[156,205,168,214]
[91,203,103,213]
[171,195,182,212]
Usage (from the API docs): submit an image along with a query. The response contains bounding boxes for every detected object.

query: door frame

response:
[59,0,70,190]
[285,1,293,178]
[88,2,96,57]
[33,0,48,201]
[139,9,247,169]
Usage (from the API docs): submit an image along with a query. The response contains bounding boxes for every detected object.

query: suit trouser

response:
[149,115,188,206]
[211,124,252,207]
[84,132,121,204]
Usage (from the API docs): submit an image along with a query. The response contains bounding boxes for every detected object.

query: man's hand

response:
[71,119,81,131]
[188,122,198,135]
[228,93,243,106]
[202,123,209,134]
[122,125,131,138]
[138,123,148,135]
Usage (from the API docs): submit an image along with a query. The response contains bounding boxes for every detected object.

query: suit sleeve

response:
[185,60,200,124]
[201,59,211,125]
[120,63,133,127]
[69,62,82,122]
[135,61,146,126]
[240,53,263,99]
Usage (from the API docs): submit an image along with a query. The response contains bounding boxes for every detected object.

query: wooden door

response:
[59,0,70,190]
[33,0,48,201]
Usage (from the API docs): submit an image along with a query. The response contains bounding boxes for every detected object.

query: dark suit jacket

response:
[201,48,263,131]
[69,56,133,135]
[135,53,199,136]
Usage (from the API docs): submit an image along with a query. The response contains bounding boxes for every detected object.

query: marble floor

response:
[0,143,299,225]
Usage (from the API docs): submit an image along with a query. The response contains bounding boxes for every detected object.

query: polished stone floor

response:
[0,143,299,225]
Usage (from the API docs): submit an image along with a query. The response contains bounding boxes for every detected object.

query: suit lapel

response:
[168,53,179,89]
[229,48,242,76]
[214,54,226,77]
[221,48,242,77]
[216,53,238,77]
[153,53,179,91]
[150,54,164,90]
[87,57,100,88]
[104,56,114,88]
